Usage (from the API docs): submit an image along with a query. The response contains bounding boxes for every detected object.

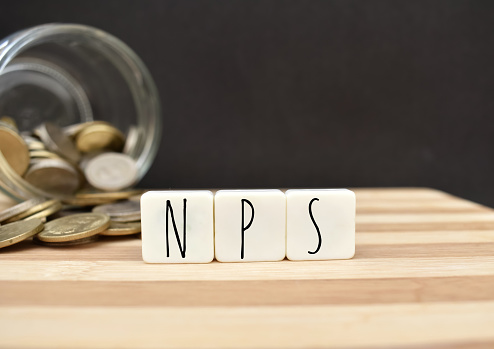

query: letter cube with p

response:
[141,191,214,263]
[214,190,286,262]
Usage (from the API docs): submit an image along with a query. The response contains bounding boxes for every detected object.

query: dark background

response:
[2,0,494,206]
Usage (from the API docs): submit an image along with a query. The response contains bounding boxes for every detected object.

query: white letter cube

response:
[141,190,214,263]
[214,189,286,262]
[286,189,355,260]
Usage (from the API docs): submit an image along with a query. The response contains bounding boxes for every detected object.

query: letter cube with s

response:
[141,190,214,263]
[286,189,355,260]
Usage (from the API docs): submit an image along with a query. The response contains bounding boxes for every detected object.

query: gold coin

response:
[0,197,46,223]
[23,135,46,151]
[33,234,99,247]
[27,141,46,151]
[24,159,81,197]
[29,150,62,160]
[123,125,139,155]
[75,123,125,153]
[0,125,30,176]
[0,162,30,200]
[61,197,116,207]
[128,193,143,202]
[63,121,109,138]
[100,221,141,236]
[0,116,18,130]
[4,199,61,223]
[0,150,56,200]
[23,201,62,221]
[36,212,110,242]
[75,189,144,201]
[0,218,44,249]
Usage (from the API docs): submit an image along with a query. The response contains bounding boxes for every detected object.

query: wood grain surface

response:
[0,188,493,349]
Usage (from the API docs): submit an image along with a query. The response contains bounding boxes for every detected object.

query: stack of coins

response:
[0,190,143,249]
[0,116,140,199]
[92,199,142,236]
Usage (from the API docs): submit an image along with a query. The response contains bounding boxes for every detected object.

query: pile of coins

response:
[0,191,143,248]
[0,116,139,199]
[0,116,145,249]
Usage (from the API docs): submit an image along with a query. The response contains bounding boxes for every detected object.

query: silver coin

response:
[0,197,46,223]
[84,152,138,191]
[123,125,139,156]
[35,122,81,163]
[110,214,141,222]
[21,135,40,143]
[92,200,140,222]
[78,151,103,171]
[24,159,81,196]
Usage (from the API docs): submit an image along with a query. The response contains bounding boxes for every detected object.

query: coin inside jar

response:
[24,159,81,196]
[24,137,46,151]
[123,125,139,156]
[84,152,138,191]
[0,123,30,176]
[63,121,108,139]
[0,116,18,130]
[29,150,62,160]
[75,123,125,153]
[35,122,81,163]
[0,118,142,200]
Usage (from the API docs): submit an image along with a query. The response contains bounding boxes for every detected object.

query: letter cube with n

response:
[286,189,355,260]
[214,190,286,262]
[141,191,214,263]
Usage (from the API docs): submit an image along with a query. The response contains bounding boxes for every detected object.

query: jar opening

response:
[0,24,161,200]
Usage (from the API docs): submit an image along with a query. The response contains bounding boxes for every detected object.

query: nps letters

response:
[141,189,355,263]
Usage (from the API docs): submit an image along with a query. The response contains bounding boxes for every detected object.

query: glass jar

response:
[0,23,161,201]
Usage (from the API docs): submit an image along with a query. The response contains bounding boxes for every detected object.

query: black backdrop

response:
[2,0,494,206]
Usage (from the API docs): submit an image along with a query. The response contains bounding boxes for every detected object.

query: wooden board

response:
[0,188,493,348]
